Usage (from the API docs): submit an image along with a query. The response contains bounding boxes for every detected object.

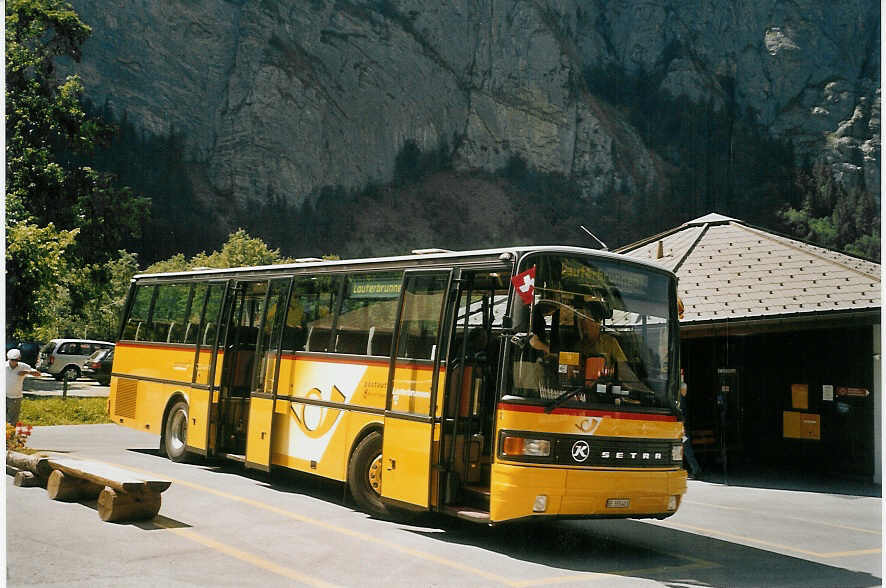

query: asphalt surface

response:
[5,424,882,587]
[21,374,110,398]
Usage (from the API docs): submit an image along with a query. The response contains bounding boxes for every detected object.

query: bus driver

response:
[570,299,625,367]
[529,298,626,368]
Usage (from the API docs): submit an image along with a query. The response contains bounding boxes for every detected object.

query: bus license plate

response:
[606,498,630,508]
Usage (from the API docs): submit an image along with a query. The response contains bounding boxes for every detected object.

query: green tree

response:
[144,229,293,274]
[39,251,140,341]
[6,0,150,337]
[6,222,78,338]
[779,162,880,261]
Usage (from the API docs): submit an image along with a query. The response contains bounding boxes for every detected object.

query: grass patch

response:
[20,396,111,425]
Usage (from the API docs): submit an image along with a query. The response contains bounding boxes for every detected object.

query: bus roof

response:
[132,245,675,281]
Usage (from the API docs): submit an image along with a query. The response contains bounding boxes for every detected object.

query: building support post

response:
[873,323,881,485]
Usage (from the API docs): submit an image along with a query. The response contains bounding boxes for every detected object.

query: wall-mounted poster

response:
[791,384,809,410]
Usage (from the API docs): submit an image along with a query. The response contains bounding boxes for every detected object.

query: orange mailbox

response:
[783,411,820,440]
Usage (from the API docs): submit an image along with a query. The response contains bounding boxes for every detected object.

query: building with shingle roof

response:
[618,214,881,483]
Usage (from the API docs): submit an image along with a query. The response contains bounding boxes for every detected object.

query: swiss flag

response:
[511,266,536,305]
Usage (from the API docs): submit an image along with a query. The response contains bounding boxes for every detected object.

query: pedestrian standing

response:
[679,368,701,477]
[6,349,40,424]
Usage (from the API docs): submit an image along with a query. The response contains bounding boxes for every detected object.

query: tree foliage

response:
[5,222,78,337]
[144,229,293,274]
[5,0,150,338]
[779,162,880,261]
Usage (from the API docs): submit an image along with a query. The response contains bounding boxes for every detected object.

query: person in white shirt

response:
[6,349,40,424]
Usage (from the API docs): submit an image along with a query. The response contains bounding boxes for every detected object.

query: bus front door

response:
[381,270,453,508]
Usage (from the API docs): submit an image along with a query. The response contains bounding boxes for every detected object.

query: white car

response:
[36,339,115,381]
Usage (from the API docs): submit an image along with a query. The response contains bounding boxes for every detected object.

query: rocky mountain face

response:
[62,0,879,255]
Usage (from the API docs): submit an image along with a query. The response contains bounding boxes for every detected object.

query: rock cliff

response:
[62,0,879,252]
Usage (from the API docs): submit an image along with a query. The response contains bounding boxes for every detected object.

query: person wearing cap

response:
[6,349,41,424]
[570,299,653,396]
[572,300,627,367]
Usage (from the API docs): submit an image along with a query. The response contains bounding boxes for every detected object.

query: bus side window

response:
[123,285,153,341]
[288,275,341,353]
[199,284,224,349]
[184,284,208,345]
[330,271,403,357]
[150,284,191,343]
[400,320,438,359]
[369,329,393,356]
[395,274,449,362]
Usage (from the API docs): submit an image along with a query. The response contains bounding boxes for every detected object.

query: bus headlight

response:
[502,435,551,457]
[671,443,683,462]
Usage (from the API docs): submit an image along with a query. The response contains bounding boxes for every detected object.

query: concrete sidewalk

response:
[22,375,109,397]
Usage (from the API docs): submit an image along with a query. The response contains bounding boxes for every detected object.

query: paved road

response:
[22,375,109,397]
[6,424,882,587]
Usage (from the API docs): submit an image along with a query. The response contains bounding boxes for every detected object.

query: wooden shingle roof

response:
[617,214,881,326]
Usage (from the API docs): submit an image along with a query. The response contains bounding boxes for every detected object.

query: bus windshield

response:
[507,253,677,411]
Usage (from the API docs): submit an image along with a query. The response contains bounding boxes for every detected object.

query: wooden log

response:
[46,469,103,501]
[6,451,52,479]
[47,456,171,494]
[97,486,162,522]
[13,470,41,487]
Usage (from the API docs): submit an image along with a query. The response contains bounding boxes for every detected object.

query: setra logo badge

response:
[571,440,590,462]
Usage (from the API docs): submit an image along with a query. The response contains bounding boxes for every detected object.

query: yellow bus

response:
[109,246,686,523]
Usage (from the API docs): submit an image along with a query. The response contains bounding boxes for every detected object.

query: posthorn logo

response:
[571,440,590,462]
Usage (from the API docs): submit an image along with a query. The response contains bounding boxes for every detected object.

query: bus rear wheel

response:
[163,400,190,463]
[347,431,389,517]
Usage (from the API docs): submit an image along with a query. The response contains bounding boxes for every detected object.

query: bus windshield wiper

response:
[544,386,584,413]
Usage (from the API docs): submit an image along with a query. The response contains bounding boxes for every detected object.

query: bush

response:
[6,422,32,450]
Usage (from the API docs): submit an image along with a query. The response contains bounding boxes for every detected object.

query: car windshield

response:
[506,253,677,411]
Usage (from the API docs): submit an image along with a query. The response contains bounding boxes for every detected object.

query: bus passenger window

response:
[183,284,208,345]
[150,284,191,343]
[395,275,449,361]
[200,285,224,348]
[122,285,153,341]
[286,275,341,353]
[330,272,402,356]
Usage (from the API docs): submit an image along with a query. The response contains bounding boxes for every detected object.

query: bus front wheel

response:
[163,400,190,463]
[347,431,389,517]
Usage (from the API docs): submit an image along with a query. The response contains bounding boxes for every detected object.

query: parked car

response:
[36,339,115,381]
[81,347,114,386]
[5,341,42,367]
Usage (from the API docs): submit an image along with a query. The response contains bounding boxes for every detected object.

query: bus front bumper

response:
[489,463,687,523]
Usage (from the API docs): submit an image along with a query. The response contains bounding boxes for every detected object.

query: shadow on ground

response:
[693,462,880,498]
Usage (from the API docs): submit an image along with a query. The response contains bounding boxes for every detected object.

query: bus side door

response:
[187,281,226,456]
[381,270,453,508]
[245,278,292,471]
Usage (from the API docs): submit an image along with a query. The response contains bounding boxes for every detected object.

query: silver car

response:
[36,339,115,381]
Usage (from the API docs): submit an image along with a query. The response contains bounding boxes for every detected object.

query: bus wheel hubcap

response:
[367,455,382,495]
[170,410,186,451]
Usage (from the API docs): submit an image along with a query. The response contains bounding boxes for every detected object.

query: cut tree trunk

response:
[6,451,52,481]
[97,486,162,522]
[46,469,103,501]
